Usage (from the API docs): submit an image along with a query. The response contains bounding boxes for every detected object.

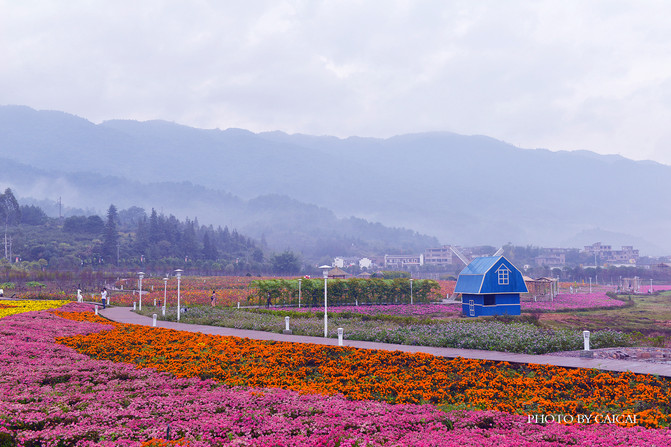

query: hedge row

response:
[250,278,440,307]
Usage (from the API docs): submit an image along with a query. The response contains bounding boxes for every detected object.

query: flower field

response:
[1,302,671,445]
[0,299,70,318]
[521,293,628,312]
[641,284,671,293]
[109,277,456,309]
[276,303,463,317]
[344,321,631,353]
[55,311,670,426]
[147,305,631,354]
[111,276,258,308]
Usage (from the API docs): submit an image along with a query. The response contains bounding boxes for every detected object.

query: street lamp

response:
[298,278,302,308]
[589,277,592,293]
[175,269,183,321]
[410,278,414,305]
[163,277,168,312]
[138,272,145,310]
[319,265,330,338]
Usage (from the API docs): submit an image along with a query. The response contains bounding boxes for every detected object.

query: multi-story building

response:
[423,245,454,266]
[610,246,639,263]
[582,242,639,264]
[534,253,566,268]
[333,256,376,270]
[384,254,424,268]
[333,256,363,268]
[359,258,373,269]
[583,242,613,256]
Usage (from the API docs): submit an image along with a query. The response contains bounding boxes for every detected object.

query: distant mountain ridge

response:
[0,155,438,258]
[1,105,668,255]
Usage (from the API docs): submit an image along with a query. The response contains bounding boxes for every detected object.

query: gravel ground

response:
[547,347,671,364]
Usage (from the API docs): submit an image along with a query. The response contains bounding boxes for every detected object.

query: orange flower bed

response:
[112,276,263,307]
[56,312,671,428]
[51,310,115,324]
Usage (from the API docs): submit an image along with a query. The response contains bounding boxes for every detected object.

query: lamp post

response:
[319,265,330,338]
[410,278,414,305]
[163,277,168,312]
[298,278,302,308]
[175,269,183,321]
[138,272,145,310]
[589,277,592,293]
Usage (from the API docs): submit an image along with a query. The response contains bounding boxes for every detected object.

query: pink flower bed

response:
[277,303,462,317]
[639,284,671,293]
[2,303,670,445]
[522,293,627,311]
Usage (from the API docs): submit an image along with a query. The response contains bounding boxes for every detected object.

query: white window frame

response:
[497,266,510,285]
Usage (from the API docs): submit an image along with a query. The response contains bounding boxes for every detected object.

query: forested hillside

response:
[1,189,281,275]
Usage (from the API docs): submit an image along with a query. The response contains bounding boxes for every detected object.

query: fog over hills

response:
[1,105,669,255]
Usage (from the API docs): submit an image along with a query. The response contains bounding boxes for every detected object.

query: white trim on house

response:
[497,265,510,285]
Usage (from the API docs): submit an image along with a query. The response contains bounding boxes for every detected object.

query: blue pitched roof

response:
[455,256,528,294]
[459,256,499,275]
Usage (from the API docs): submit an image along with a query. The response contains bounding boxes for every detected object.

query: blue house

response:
[455,256,528,317]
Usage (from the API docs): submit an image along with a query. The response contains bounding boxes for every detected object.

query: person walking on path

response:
[101,287,108,309]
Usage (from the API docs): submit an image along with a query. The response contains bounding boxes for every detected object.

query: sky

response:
[3,0,671,165]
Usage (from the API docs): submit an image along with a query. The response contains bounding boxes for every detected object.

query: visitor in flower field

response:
[101,287,107,309]
[210,290,216,307]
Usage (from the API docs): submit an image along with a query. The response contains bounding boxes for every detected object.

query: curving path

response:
[98,306,671,378]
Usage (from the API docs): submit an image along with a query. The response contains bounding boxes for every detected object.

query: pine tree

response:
[0,188,20,259]
[203,232,218,260]
[102,204,119,264]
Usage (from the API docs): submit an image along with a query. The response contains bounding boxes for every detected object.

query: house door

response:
[469,299,475,317]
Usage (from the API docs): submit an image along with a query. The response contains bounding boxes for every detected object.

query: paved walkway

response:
[98,306,671,378]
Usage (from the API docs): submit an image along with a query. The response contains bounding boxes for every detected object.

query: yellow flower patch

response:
[0,300,70,318]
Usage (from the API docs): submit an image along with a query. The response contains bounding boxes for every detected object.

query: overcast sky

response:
[3,1,671,165]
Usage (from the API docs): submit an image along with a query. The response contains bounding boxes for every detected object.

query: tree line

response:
[1,189,302,275]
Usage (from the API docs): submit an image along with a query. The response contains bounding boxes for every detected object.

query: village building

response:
[359,257,373,269]
[455,255,528,317]
[534,253,566,268]
[384,254,424,268]
[583,242,639,264]
[423,246,454,266]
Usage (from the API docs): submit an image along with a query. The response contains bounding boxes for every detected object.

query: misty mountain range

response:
[0,105,669,256]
